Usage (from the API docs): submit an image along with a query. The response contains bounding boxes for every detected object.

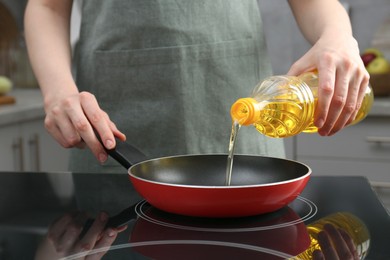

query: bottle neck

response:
[230,98,260,126]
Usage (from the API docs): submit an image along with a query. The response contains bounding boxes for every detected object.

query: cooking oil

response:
[230,72,374,138]
[225,121,241,186]
[291,212,370,260]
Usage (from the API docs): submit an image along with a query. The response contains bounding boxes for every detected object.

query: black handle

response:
[79,201,140,238]
[94,129,148,168]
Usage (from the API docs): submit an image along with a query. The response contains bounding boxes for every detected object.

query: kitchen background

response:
[1,0,389,223]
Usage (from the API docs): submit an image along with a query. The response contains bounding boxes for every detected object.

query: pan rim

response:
[127,153,312,189]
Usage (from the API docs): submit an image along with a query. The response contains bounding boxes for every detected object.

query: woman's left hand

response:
[288,33,370,136]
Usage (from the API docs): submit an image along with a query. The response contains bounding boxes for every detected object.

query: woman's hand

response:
[43,89,126,163]
[288,34,369,136]
[24,0,125,163]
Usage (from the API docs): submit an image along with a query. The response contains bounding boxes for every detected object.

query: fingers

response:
[43,211,122,259]
[67,93,112,163]
[317,67,356,136]
[76,212,109,253]
[44,91,126,163]
[312,66,367,136]
[312,249,326,260]
[86,226,124,260]
[338,228,359,260]
[331,73,359,131]
[317,226,340,260]
[57,213,89,253]
[288,35,369,136]
[77,93,126,161]
[316,57,370,135]
[315,63,336,131]
[108,118,126,142]
[323,224,355,260]
[47,212,88,254]
[315,224,358,260]
[47,213,74,251]
[349,71,370,124]
[80,212,124,260]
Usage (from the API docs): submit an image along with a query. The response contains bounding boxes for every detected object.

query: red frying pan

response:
[103,138,311,218]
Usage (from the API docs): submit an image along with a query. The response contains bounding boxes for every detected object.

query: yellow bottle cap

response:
[230,98,259,126]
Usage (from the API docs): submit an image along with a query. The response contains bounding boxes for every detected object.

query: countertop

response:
[1,89,390,127]
[0,89,44,127]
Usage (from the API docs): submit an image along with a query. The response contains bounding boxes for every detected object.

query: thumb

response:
[287,53,316,76]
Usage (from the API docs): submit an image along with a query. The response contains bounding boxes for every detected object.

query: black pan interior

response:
[129,155,310,186]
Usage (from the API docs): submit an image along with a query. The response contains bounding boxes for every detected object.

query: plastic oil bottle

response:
[230,71,374,138]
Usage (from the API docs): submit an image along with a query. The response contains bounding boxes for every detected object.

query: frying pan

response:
[101,138,311,218]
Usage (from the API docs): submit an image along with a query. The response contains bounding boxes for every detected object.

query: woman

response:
[24,0,368,174]
[26,1,369,257]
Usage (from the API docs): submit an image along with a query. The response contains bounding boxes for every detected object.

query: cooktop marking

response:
[134,196,317,232]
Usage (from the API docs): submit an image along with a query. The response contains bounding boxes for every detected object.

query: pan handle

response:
[94,129,148,168]
[79,201,140,239]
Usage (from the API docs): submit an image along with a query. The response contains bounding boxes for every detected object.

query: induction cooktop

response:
[0,172,389,259]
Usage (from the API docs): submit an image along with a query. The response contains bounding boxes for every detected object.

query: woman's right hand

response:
[43,89,126,163]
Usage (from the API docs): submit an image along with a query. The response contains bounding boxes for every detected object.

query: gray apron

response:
[70,0,285,174]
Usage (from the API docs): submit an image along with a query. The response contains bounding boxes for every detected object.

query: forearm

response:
[24,0,77,103]
[287,0,369,137]
[288,0,353,45]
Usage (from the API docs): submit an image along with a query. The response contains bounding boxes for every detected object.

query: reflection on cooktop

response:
[55,197,315,260]
[134,197,317,232]
[54,197,369,260]
[128,198,315,259]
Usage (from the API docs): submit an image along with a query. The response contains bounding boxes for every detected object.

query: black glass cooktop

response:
[0,172,389,259]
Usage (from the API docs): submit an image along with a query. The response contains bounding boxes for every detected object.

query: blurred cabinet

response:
[285,116,390,183]
[0,119,69,172]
